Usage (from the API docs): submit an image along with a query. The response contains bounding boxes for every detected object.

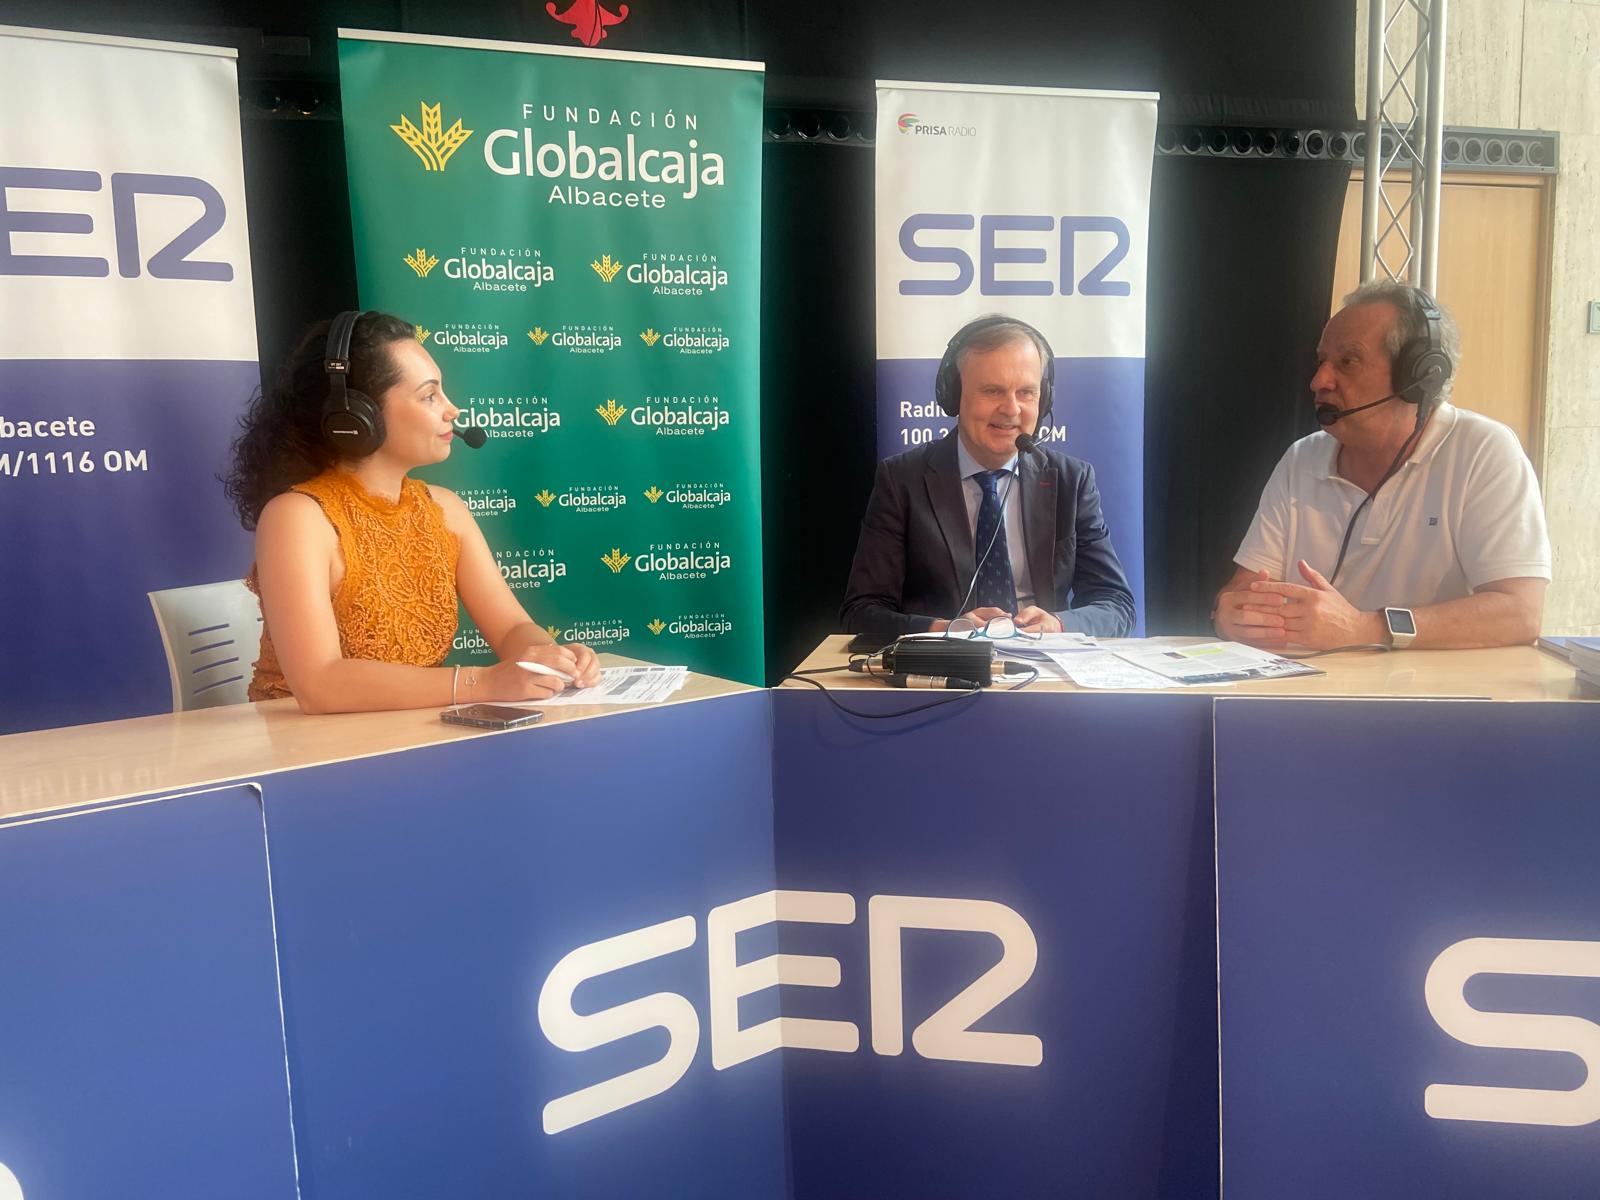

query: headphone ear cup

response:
[1394,340,1452,405]
[322,388,385,457]
[934,357,961,417]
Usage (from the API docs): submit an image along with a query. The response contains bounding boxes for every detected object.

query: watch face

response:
[1388,609,1416,636]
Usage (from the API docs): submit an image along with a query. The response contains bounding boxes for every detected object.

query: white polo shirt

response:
[1234,404,1551,612]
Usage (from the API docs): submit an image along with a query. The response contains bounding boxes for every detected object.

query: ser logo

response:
[0,166,233,281]
[538,890,1040,1134]
[0,1160,22,1200]
[1425,936,1600,1127]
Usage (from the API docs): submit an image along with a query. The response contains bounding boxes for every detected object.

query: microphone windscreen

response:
[1315,404,1340,427]
[457,424,488,449]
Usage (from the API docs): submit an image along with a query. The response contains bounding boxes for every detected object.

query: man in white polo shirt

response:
[1214,281,1549,651]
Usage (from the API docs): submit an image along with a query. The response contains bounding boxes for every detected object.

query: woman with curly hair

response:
[225,310,599,712]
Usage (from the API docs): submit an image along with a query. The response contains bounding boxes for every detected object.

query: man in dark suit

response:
[840,316,1136,638]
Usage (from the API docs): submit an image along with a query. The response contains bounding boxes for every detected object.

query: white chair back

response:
[147,580,263,711]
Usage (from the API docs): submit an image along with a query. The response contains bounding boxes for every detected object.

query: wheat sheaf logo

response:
[590,254,623,282]
[534,489,556,507]
[648,618,666,635]
[601,548,631,574]
[391,102,474,172]
[404,247,439,278]
[639,327,662,347]
[595,398,628,426]
[643,485,664,503]
[413,325,432,343]
[527,326,551,346]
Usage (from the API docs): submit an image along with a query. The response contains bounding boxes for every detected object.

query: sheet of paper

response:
[1059,651,1176,690]
[520,664,689,706]
[1110,641,1320,685]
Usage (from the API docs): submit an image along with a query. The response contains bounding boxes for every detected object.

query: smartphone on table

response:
[440,704,546,730]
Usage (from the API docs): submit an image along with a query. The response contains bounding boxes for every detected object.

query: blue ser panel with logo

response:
[0,786,299,1200]
[262,693,788,1200]
[770,689,1218,1199]
[1216,699,1600,1199]
[0,360,257,734]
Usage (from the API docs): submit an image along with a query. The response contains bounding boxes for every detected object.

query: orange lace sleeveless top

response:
[247,470,460,701]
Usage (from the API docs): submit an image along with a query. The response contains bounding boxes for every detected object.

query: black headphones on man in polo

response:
[1390,289,1452,407]
[933,315,1057,425]
[321,309,385,457]
[1315,288,1453,428]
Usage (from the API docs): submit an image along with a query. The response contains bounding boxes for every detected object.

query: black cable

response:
[1277,643,1390,659]
[1328,403,1431,585]
[1001,663,1041,690]
[780,672,982,719]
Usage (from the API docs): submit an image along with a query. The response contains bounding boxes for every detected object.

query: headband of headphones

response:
[934,316,1056,418]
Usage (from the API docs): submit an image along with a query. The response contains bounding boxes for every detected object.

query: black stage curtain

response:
[0,0,1354,679]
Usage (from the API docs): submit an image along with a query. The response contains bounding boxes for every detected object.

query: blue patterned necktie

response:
[972,469,1017,612]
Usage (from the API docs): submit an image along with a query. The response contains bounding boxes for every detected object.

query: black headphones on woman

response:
[320,309,384,457]
[933,315,1056,423]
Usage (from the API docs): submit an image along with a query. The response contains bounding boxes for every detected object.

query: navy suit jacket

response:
[839,435,1136,637]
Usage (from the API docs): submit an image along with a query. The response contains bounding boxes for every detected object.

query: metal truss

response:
[1362,0,1448,292]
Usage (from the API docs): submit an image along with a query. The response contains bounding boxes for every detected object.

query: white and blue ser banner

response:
[875,80,1156,625]
[0,27,258,733]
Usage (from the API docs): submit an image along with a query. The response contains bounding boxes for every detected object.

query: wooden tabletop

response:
[788,634,1591,703]
[0,657,752,822]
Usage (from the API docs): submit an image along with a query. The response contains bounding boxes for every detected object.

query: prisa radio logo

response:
[539,890,1040,1133]
[895,112,977,138]
[0,166,233,280]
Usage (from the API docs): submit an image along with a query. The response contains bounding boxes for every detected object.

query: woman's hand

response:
[468,659,568,703]
[563,642,602,688]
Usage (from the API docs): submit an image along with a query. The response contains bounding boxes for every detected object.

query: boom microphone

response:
[454,423,488,448]
[1316,391,1403,427]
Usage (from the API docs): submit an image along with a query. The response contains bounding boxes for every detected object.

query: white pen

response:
[517,660,575,684]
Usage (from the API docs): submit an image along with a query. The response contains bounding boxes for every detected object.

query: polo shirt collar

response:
[1317,401,1460,481]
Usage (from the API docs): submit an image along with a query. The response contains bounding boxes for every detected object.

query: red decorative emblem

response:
[546,0,630,47]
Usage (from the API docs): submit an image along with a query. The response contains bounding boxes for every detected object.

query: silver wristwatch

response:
[1384,607,1416,649]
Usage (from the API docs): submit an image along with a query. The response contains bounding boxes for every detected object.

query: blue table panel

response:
[771,689,1219,1200]
[1216,698,1600,1199]
[0,785,299,1200]
[262,693,787,1200]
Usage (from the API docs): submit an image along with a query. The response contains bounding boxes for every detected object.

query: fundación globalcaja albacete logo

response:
[595,398,628,426]
[528,327,551,346]
[405,248,440,278]
[601,548,632,573]
[590,254,623,282]
[391,102,475,171]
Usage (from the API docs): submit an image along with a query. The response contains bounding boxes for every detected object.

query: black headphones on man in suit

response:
[934,315,1057,424]
[321,309,385,457]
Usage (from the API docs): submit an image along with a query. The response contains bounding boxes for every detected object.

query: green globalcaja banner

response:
[337,30,764,684]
